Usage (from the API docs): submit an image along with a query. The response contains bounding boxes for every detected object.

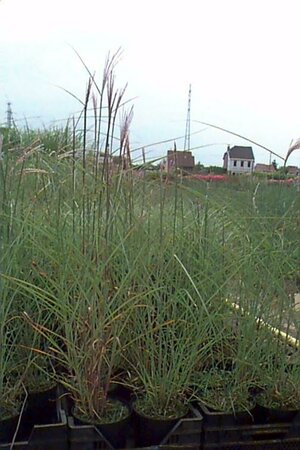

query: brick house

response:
[255,163,276,173]
[166,150,195,173]
[286,166,299,176]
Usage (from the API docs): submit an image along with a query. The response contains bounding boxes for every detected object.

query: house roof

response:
[228,146,254,160]
[255,163,275,173]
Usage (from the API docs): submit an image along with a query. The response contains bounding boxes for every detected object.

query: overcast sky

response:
[1,0,300,166]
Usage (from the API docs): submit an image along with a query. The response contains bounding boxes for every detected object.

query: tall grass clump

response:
[1,50,141,424]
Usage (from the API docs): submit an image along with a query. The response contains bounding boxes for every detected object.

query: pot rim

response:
[72,397,130,426]
[132,396,189,421]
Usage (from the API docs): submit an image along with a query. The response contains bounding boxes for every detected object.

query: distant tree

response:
[0,125,82,155]
[0,126,21,152]
[268,166,289,180]
[193,162,205,173]
[272,159,278,170]
[208,165,227,174]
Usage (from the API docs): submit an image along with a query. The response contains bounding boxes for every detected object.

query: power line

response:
[131,128,208,153]
[194,120,285,161]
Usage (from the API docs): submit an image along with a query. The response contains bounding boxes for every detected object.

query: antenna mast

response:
[6,102,13,128]
[184,84,191,151]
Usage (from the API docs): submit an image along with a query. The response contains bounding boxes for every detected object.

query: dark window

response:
[241,161,244,167]
[233,160,237,167]
[248,161,251,168]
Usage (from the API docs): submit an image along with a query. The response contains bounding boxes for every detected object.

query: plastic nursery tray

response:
[67,405,203,450]
[68,416,114,450]
[199,402,300,449]
[201,424,300,449]
[159,405,203,449]
[0,398,68,450]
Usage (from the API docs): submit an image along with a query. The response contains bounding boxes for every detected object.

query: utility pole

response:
[6,102,13,128]
[184,84,191,151]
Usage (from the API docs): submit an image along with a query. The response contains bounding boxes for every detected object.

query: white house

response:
[223,146,255,175]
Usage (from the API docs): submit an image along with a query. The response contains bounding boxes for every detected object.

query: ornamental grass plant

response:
[0,281,24,420]
[0,52,299,434]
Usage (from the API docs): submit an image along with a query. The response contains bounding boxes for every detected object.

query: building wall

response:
[223,153,228,169]
[287,166,299,176]
[228,158,254,174]
[167,151,195,172]
[255,164,275,173]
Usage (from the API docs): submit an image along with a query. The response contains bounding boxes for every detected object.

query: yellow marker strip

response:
[225,299,300,350]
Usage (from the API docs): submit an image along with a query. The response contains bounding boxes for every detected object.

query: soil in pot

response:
[198,387,255,427]
[132,397,189,446]
[73,398,130,449]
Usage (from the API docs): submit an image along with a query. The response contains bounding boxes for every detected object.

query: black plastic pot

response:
[0,397,67,450]
[17,383,57,440]
[0,412,19,444]
[68,417,114,450]
[108,382,133,405]
[132,399,189,447]
[255,401,300,425]
[72,399,130,449]
[199,400,255,446]
[160,405,203,449]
